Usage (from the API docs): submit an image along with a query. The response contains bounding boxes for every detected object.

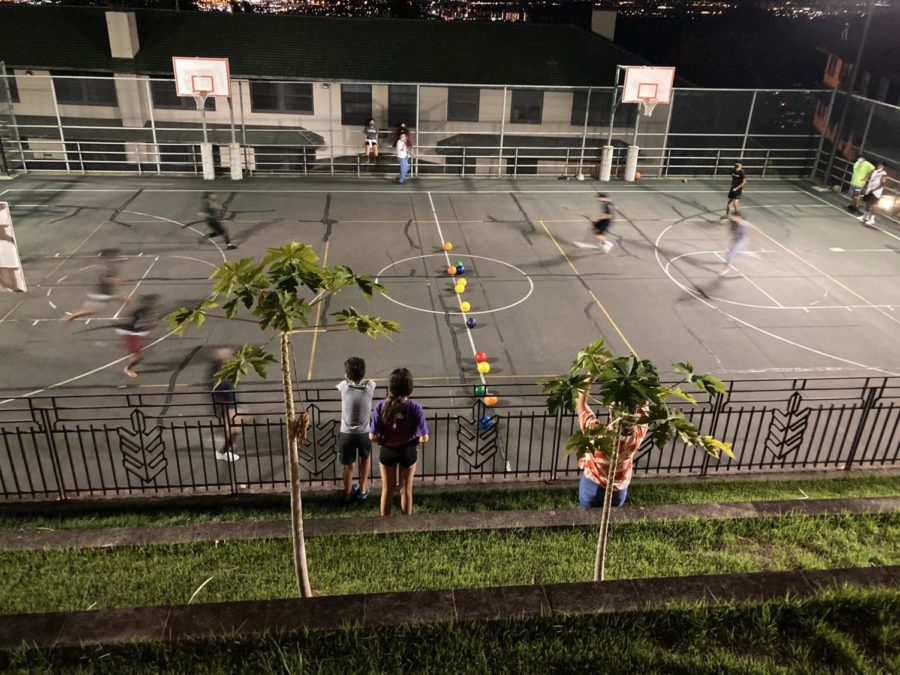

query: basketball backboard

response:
[621,66,675,105]
[172,57,231,97]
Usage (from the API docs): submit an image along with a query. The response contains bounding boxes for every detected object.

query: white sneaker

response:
[574,241,600,249]
[216,450,239,462]
[601,240,615,253]
[865,216,875,225]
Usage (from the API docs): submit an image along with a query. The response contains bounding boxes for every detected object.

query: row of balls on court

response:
[444,241,498,409]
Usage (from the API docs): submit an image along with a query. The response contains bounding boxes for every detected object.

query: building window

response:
[510,89,543,124]
[2,69,18,103]
[388,85,417,128]
[149,79,213,110]
[51,71,118,107]
[447,87,479,122]
[341,84,372,126]
[249,81,314,114]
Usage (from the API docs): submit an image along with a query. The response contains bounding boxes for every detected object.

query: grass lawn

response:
[1,474,897,532]
[2,588,898,673]
[1,513,896,614]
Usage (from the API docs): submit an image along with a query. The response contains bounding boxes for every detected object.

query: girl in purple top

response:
[369,368,429,516]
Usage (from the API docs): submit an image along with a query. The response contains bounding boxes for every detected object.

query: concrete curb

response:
[0,496,897,552]
[1,566,897,650]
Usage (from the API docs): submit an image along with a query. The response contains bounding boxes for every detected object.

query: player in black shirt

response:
[117,294,159,378]
[575,193,615,253]
[201,193,237,250]
[722,162,747,219]
[65,248,127,323]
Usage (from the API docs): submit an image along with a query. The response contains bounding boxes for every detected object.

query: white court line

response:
[654,223,899,377]
[753,226,900,327]
[801,185,900,239]
[712,251,785,308]
[123,210,227,262]
[4,187,805,195]
[0,330,178,407]
[427,192,486,387]
[112,256,159,319]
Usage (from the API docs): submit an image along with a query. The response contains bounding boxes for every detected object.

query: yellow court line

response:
[538,220,640,357]
[305,239,330,380]
[43,219,110,282]
[0,298,26,324]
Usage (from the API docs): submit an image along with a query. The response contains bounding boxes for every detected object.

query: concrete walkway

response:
[1,496,897,552]
[1,566,898,649]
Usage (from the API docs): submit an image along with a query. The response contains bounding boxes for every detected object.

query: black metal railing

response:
[0,376,898,501]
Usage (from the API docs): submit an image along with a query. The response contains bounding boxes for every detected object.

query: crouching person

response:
[574,386,647,508]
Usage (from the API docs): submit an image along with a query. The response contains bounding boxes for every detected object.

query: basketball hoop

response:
[639,98,658,118]
[193,91,211,111]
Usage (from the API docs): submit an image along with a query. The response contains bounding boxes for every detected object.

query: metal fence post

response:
[513,146,518,176]
[415,84,420,178]
[498,86,507,177]
[661,90,675,177]
[859,98,876,156]
[76,142,84,174]
[239,80,249,174]
[713,149,721,176]
[739,90,757,161]
[461,147,466,177]
[577,87,591,178]
[844,381,882,470]
[762,149,771,177]
[548,408,565,482]
[49,77,70,174]
[145,78,161,175]
[811,88,837,180]
[34,405,67,500]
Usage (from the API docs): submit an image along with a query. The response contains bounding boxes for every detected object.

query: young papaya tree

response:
[543,340,733,582]
[168,243,398,597]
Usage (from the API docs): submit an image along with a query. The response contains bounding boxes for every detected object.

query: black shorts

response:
[591,219,611,235]
[339,432,372,465]
[379,441,418,468]
[862,192,878,206]
[728,188,743,200]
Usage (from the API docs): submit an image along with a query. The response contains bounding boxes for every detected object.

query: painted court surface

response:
[0,175,898,401]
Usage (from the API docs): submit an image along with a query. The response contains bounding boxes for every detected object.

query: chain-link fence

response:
[812,92,900,218]
[0,69,893,188]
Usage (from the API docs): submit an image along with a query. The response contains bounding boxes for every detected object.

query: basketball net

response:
[640,99,658,118]
[193,91,211,111]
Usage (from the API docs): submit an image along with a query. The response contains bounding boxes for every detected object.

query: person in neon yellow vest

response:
[848,154,875,215]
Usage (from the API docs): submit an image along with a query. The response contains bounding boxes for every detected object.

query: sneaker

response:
[356,490,370,503]
[865,216,875,225]
[216,450,239,462]
[226,243,238,250]
[601,240,614,253]
[574,241,600,249]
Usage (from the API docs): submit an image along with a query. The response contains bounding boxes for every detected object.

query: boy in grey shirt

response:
[337,356,376,503]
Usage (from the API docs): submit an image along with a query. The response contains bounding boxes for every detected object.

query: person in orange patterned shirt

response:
[574,386,648,508]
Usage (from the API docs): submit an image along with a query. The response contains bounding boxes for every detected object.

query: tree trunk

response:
[280,332,313,597]
[593,426,623,582]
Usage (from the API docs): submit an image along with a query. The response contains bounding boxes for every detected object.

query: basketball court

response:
[0,173,898,403]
